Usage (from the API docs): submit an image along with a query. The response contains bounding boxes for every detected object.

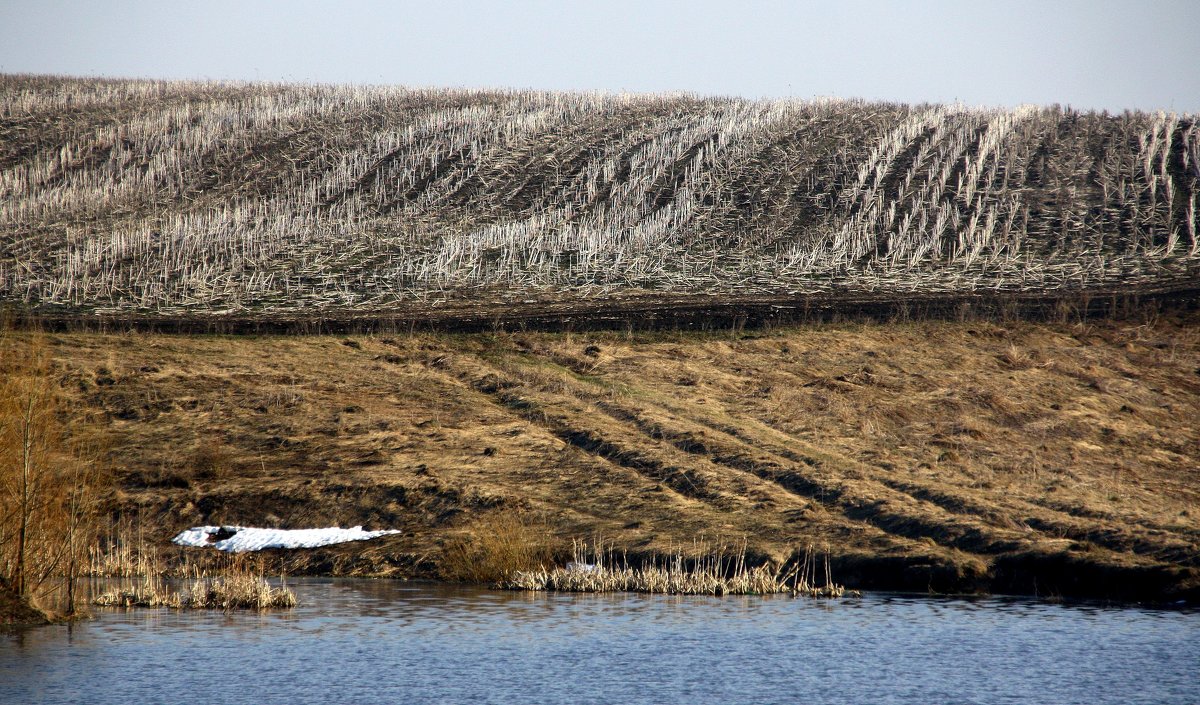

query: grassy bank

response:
[15,311,1196,602]
[0,578,49,627]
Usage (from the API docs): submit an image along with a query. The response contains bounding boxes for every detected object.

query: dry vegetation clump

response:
[93,555,296,610]
[91,574,181,609]
[0,76,1197,319]
[439,512,559,583]
[87,520,301,610]
[0,329,103,617]
[505,540,845,597]
[181,568,297,610]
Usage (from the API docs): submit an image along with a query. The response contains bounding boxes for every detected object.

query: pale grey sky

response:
[1,0,1197,111]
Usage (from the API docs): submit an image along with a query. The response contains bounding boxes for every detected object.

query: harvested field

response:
[25,313,1200,601]
[2,75,1198,323]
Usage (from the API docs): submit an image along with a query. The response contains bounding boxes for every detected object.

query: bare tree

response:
[0,332,101,614]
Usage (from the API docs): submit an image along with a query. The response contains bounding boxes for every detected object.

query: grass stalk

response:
[504,539,848,598]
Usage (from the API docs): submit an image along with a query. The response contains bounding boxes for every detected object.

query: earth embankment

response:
[34,313,1200,602]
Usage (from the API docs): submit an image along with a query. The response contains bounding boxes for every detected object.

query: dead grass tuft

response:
[439,513,559,583]
[192,443,232,481]
[182,570,297,610]
[505,540,846,598]
[94,555,296,610]
[999,345,1035,370]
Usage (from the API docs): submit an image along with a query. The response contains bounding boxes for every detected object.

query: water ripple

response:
[2,580,1197,705]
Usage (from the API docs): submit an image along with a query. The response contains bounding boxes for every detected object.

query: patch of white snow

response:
[172,525,401,553]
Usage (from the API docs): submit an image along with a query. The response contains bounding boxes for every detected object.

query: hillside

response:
[37,313,1200,601]
[2,75,1199,324]
[4,76,1199,602]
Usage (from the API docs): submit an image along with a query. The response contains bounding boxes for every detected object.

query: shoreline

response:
[176,540,1200,605]
[78,543,1200,607]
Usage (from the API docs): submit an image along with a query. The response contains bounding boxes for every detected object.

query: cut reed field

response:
[2,75,1197,322]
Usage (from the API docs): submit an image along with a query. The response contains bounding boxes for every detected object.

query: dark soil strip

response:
[463,376,732,506]
[15,281,1200,335]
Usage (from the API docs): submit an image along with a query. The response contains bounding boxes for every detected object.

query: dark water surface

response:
[2,579,1197,705]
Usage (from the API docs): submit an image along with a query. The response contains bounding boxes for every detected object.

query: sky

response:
[1,0,1197,112]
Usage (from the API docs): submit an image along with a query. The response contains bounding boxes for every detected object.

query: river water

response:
[2,579,1196,704]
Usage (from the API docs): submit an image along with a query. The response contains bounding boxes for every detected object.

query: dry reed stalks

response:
[86,518,167,578]
[91,574,182,608]
[181,566,297,610]
[505,539,847,598]
[439,512,558,583]
[92,552,296,610]
[0,330,104,616]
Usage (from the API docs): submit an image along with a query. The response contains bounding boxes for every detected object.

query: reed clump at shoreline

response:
[504,540,848,598]
[438,513,559,584]
[92,554,297,610]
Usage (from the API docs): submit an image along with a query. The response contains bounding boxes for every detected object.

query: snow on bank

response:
[172,526,401,553]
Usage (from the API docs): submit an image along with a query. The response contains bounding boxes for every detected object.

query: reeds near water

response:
[89,536,297,610]
[505,540,846,598]
[439,513,556,583]
[93,566,297,610]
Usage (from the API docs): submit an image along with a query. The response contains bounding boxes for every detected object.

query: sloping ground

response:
[2,75,1199,319]
[38,313,1200,601]
[0,580,48,628]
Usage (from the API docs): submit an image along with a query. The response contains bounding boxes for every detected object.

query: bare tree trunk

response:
[65,524,77,615]
[63,461,93,616]
[15,393,34,598]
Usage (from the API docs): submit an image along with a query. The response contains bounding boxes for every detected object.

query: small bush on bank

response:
[439,513,559,583]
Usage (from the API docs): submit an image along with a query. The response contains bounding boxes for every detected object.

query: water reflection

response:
[2,580,1197,705]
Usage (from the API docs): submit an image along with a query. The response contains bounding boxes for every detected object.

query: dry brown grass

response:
[505,540,845,597]
[191,444,232,481]
[439,512,559,583]
[93,555,296,610]
[0,330,104,615]
[998,344,1036,370]
[181,568,297,610]
[24,311,1200,599]
[87,518,167,578]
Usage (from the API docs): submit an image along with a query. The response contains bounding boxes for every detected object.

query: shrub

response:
[439,513,559,583]
[0,332,102,614]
